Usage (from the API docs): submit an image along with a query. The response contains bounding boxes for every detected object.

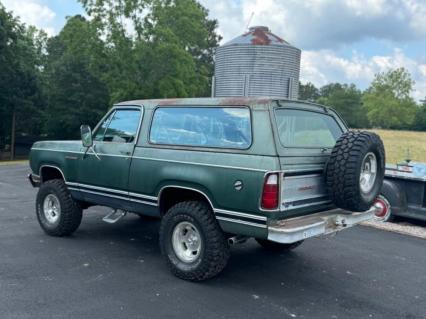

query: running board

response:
[102,209,127,224]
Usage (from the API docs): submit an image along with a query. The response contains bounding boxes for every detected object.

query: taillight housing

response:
[261,173,279,210]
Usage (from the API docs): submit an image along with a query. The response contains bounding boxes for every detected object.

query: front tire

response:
[256,239,304,251]
[159,201,230,281]
[36,179,82,236]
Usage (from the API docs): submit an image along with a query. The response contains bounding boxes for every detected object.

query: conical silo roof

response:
[223,26,293,47]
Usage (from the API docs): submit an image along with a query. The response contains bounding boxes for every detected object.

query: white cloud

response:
[199,0,426,100]
[3,0,56,35]
[200,0,426,49]
[300,49,426,101]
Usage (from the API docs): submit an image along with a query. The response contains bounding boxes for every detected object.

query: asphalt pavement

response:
[0,163,425,319]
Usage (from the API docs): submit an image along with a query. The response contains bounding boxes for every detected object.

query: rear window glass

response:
[150,107,252,149]
[275,109,342,148]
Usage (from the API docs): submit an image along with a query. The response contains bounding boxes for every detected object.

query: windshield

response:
[275,109,343,148]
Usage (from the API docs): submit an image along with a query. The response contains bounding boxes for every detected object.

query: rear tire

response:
[326,131,385,212]
[256,239,304,251]
[159,201,230,281]
[36,179,82,236]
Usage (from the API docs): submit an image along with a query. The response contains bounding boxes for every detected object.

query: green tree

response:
[299,82,320,102]
[414,98,426,131]
[363,68,417,129]
[79,0,221,100]
[44,15,109,138]
[317,83,368,128]
[45,58,109,138]
[143,0,221,97]
[0,4,45,159]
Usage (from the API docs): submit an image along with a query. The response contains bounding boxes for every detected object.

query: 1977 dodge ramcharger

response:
[28,97,386,281]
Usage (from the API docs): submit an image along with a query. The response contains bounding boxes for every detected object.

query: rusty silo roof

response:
[223,26,292,46]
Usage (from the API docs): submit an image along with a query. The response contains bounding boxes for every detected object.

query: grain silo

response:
[213,26,301,99]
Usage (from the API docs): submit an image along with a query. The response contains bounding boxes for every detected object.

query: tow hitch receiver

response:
[102,209,127,224]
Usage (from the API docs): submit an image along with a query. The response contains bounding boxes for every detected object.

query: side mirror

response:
[80,125,93,148]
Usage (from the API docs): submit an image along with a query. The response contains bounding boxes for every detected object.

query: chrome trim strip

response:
[36,157,267,175]
[68,187,159,206]
[158,185,268,225]
[214,209,267,221]
[32,148,84,154]
[70,188,129,201]
[66,182,158,202]
[216,216,267,229]
[32,148,132,159]
[66,182,128,195]
[282,200,333,211]
[284,173,323,180]
[129,192,158,201]
[132,156,268,172]
[31,149,268,173]
[128,198,158,206]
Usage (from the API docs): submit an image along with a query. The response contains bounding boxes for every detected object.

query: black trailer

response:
[379,161,426,222]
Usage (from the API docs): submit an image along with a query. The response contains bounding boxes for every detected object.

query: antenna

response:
[245,12,254,31]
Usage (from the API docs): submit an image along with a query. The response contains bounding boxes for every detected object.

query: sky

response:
[3,0,426,101]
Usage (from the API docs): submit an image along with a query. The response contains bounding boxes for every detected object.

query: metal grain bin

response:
[213,26,301,99]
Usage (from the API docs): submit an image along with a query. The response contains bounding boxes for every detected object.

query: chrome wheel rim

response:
[43,194,61,224]
[360,152,377,194]
[172,221,202,263]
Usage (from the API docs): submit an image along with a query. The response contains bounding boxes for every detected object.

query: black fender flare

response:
[380,179,407,213]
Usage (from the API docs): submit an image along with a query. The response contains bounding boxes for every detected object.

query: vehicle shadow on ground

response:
[75,210,357,291]
[75,210,313,280]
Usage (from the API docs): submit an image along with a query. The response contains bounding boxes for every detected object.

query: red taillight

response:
[261,173,279,210]
[374,197,389,218]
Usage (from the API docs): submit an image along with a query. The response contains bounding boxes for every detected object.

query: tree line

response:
[1,0,425,160]
[300,68,426,130]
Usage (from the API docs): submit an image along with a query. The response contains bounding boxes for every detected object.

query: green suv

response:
[28,97,386,281]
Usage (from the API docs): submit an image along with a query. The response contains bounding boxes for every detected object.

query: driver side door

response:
[76,106,143,210]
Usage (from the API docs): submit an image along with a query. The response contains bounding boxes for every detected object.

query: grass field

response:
[368,129,426,164]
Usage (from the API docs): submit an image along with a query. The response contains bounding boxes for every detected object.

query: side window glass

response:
[150,107,252,149]
[103,109,141,143]
[93,112,114,141]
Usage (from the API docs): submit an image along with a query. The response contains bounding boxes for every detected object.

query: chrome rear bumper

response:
[268,206,378,244]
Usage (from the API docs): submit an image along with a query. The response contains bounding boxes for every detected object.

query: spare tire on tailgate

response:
[326,131,385,212]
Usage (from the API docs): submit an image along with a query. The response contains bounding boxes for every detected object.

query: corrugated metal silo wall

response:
[214,45,301,99]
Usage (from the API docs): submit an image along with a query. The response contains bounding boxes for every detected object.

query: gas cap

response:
[234,180,243,191]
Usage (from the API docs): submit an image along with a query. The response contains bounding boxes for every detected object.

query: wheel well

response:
[159,187,213,216]
[40,166,64,183]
